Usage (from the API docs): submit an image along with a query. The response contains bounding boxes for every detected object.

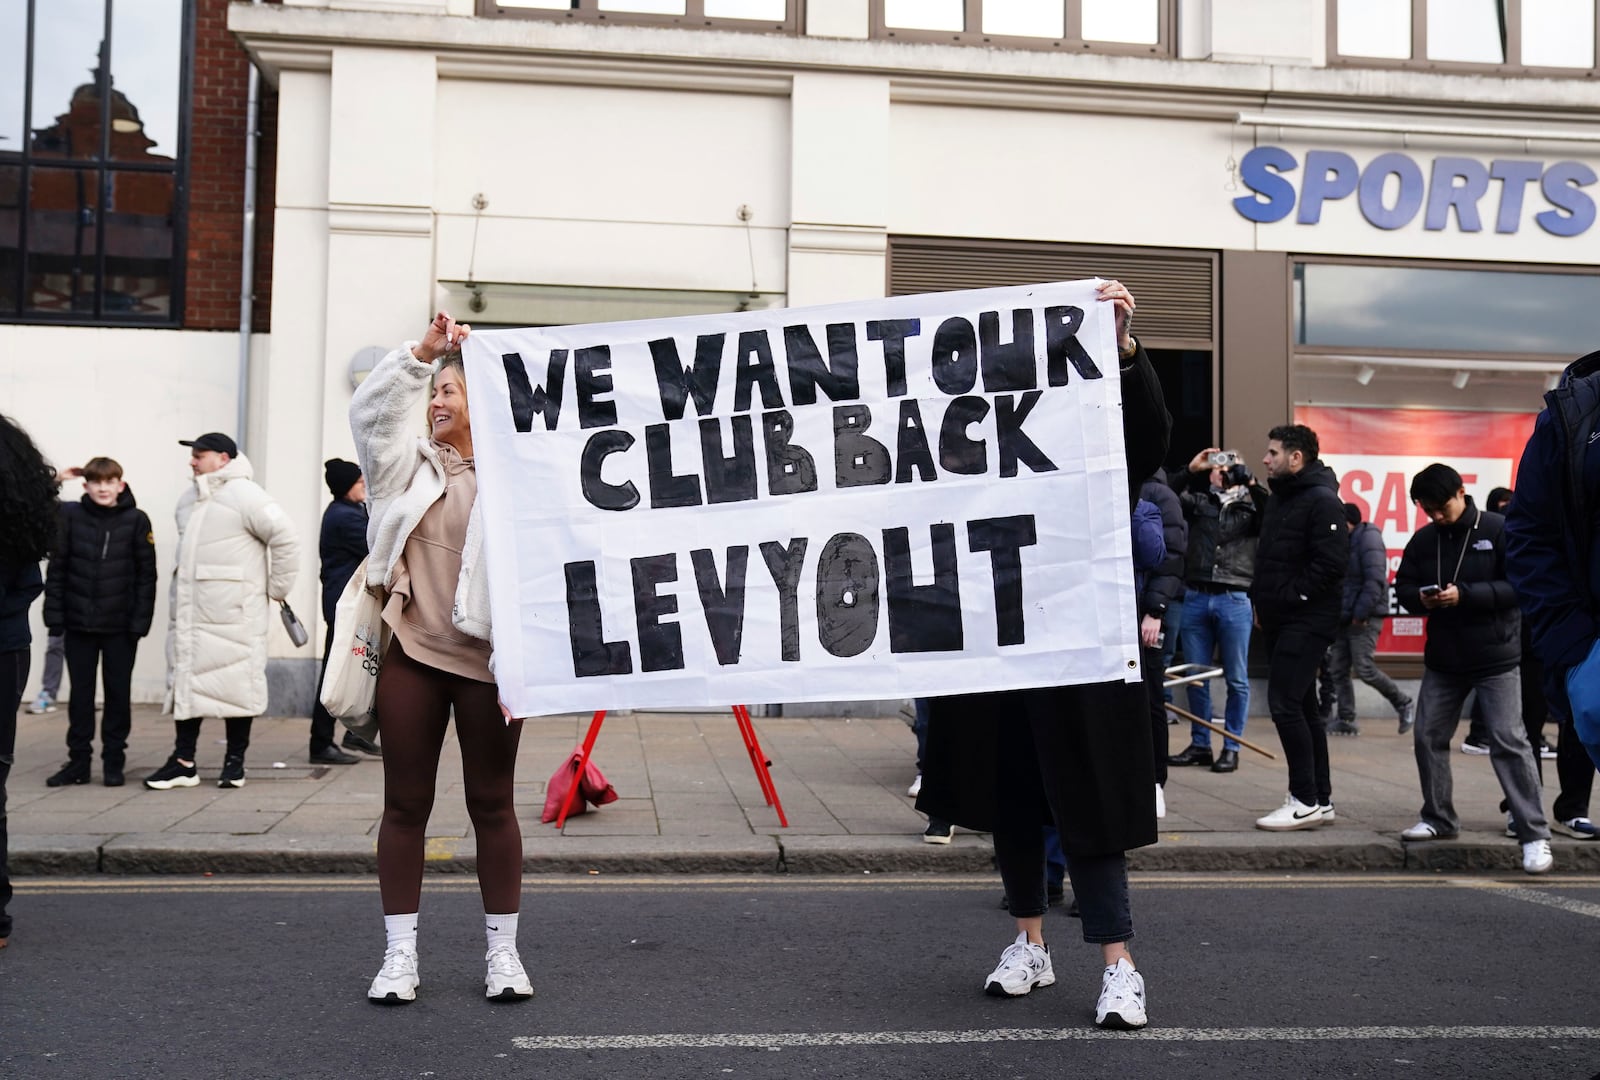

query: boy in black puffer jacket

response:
[42,457,157,787]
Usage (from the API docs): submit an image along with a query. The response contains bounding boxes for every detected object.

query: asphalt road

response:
[5,873,1600,1080]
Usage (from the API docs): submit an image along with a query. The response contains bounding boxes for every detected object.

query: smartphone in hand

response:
[1420,584,1442,598]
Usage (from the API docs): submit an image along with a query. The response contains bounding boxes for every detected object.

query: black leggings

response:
[375,638,523,915]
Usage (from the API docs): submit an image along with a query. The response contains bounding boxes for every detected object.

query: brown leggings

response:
[375,638,524,915]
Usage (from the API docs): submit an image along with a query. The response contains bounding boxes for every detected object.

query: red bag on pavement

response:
[541,751,620,824]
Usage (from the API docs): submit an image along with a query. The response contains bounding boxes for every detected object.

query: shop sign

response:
[1234,146,1597,236]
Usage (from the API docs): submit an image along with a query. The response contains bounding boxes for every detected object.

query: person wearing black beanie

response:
[312,459,371,764]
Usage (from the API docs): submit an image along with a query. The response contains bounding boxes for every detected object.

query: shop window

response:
[1330,0,1600,76]
[0,0,188,325]
[872,0,1173,55]
[479,0,798,32]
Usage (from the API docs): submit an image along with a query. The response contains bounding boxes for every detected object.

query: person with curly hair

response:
[0,414,61,949]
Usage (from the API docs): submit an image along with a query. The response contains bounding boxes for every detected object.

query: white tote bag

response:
[321,557,386,731]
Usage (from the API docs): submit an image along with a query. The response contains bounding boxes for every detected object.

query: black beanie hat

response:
[325,458,361,499]
[1343,502,1362,526]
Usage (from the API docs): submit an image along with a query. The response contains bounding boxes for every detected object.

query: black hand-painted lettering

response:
[503,350,566,432]
[644,423,703,509]
[1044,306,1103,384]
[699,415,758,505]
[894,399,936,484]
[883,524,963,653]
[631,554,684,673]
[574,345,618,429]
[938,396,989,475]
[834,404,892,488]
[814,532,880,658]
[763,410,818,496]
[734,329,786,412]
[930,316,978,396]
[760,539,809,662]
[579,429,640,511]
[649,334,724,421]
[784,323,861,406]
[867,318,921,398]
[691,546,749,666]
[979,309,1037,393]
[565,561,633,677]
[994,391,1057,477]
[968,515,1039,647]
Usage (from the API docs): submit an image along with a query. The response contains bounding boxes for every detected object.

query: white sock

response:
[486,912,518,953]
[385,913,418,952]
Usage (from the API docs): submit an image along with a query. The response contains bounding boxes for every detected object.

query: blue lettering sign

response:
[1232,146,1597,237]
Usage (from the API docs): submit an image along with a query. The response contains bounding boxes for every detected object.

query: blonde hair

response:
[425,350,468,435]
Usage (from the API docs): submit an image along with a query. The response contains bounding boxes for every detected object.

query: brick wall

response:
[184,0,277,332]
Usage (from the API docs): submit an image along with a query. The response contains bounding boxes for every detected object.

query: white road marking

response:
[1455,879,1600,919]
[512,1026,1600,1050]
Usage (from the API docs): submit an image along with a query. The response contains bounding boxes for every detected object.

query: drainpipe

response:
[236,0,263,453]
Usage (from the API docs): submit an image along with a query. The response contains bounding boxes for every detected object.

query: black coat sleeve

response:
[1394,531,1429,615]
[1291,491,1349,604]
[1352,526,1388,622]
[1119,341,1172,504]
[42,506,69,633]
[131,509,158,637]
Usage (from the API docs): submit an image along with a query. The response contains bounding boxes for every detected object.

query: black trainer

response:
[218,755,247,789]
[144,757,199,790]
[46,760,91,787]
[103,763,125,787]
[341,731,382,757]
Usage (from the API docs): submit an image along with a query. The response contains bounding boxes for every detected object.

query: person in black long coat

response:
[916,279,1170,1031]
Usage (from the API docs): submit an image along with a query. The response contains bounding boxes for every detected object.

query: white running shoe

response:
[1254,794,1324,832]
[1095,957,1148,1030]
[368,943,420,1004]
[907,774,922,798]
[1154,783,1166,820]
[485,944,534,1001]
[1522,839,1554,874]
[1319,803,1336,824]
[984,932,1054,997]
[1400,821,1455,841]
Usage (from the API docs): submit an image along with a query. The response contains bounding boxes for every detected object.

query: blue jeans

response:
[1179,589,1253,752]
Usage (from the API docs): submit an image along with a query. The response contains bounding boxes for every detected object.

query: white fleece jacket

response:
[349,343,492,642]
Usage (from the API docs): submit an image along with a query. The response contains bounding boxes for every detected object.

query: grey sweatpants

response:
[1413,666,1549,841]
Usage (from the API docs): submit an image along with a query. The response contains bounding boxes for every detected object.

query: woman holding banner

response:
[916,279,1168,1030]
[351,312,531,1005]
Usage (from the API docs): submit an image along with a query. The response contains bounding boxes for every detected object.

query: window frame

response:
[868,0,1174,57]
[1327,0,1600,79]
[3,0,193,328]
[475,0,802,34]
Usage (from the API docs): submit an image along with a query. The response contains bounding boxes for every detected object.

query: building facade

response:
[9,0,1600,707]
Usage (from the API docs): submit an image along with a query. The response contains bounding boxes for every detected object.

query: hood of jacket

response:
[194,454,254,499]
[1558,348,1600,390]
[1269,459,1340,501]
[80,484,139,516]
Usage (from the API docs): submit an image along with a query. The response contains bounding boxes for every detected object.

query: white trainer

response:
[1254,794,1324,832]
[368,943,419,1004]
[485,944,534,1001]
[1095,957,1148,1030]
[1522,839,1554,874]
[1154,783,1166,820]
[907,774,922,798]
[1400,821,1455,841]
[984,932,1054,997]
[1319,803,1336,824]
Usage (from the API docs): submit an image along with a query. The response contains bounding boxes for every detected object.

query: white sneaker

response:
[1400,821,1455,841]
[1154,783,1166,820]
[368,943,420,1004]
[907,774,922,798]
[1095,957,1148,1030]
[485,944,533,1001]
[1522,839,1554,874]
[1254,794,1324,832]
[984,932,1054,997]
[1319,803,1336,824]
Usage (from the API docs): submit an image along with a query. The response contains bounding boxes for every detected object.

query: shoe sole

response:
[369,990,417,1005]
[143,775,200,790]
[218,779,247,788]
[1400,831,1458,841]
[487,986,534,1002]
[984,974,1055,997]
[1255,817,1323,832]
[46,776,90,787]
[1096,1010,1148,1030]
[104,778,124,788]
[923,835,953,845]
[1553,824,1600,840]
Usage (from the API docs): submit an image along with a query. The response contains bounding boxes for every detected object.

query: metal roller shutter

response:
[888,236,1216,350]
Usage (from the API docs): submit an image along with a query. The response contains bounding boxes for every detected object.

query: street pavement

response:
[6,873,1600,1079]
[8,702,1600,875]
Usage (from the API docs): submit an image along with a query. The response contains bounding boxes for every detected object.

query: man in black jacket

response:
[309,459,370,764]
[41,457,157,787]
[1250,425,1348,831]
[1324,503,1414,737]
[1395,464,1552,873]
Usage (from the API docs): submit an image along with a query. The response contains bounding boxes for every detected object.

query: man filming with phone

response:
[1393,463,1553,873]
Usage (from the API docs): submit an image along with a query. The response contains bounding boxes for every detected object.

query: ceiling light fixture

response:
[1355,364,1376,386]
[1452,371,1471,390]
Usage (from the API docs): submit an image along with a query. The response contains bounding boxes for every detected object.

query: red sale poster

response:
[1292,406,1538,655]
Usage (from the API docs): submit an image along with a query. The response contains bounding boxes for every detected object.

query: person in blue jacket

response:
[0,414,61,949]
[1505,348,1600,771]
[309,459,372,764]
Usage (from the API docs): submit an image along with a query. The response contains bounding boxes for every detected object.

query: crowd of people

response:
[4,292,1600,1033]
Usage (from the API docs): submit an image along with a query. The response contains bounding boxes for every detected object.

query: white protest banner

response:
[463,280,1140,718]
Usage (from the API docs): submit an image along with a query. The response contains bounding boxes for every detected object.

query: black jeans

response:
[1,649,27,939]
[174,716,252,762]
[1145,645,1168,785]
[989,709,1133,944]
[1264,627,1334,807]
[309,620,338,754]
[63,631,138,767]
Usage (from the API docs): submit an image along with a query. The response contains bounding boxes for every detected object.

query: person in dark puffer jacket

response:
[1250,424,1347,831]
[309,459,372,764]
[42,457,157,788]
[1322,502,1413,737]
[1139,473,1186,811]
